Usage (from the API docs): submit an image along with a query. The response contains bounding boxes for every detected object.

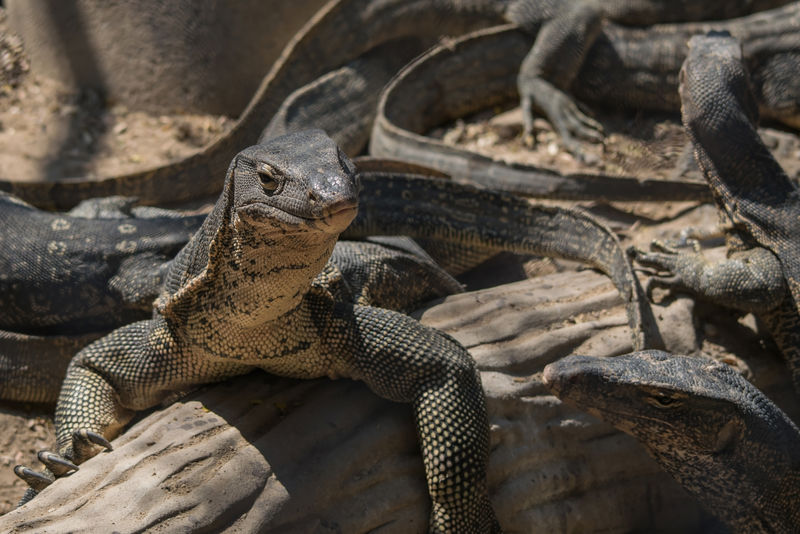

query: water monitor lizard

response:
[1,149,654,405]
[369,7,800,196]
[635,32,800,394]
[3,0,794,209]
[543,350,800,533]
[11,130,660,532]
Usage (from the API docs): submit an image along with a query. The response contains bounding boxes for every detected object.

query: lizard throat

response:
[200,225,338,331]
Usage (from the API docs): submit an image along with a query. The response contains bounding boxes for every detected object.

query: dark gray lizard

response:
[543,350,800,533]
[370,6,800,194]
[0,195,204,403]
[4,0,792,209]
[634,33,800,394]
[0,194,205,336]
[509,0,796,161]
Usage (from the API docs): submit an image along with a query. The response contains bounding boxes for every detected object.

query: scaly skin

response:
[635,33,800,393]
[0,194,204,335]
[0,196,204,403]
[543,350,800,533]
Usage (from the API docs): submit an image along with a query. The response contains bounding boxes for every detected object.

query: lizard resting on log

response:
[10,130,657,531]
[634,32,800,394]
[543,350,800,533]
[1,146,655,407]
[14,130,501,532]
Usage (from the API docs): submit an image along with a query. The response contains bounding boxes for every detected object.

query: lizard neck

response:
[159,217,339,341]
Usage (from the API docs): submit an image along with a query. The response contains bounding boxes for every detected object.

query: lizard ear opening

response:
[712,418,743,454]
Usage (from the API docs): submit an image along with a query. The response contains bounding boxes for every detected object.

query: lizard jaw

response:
[235,202,357,235]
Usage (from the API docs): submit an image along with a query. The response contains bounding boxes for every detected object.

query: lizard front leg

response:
[15,320,248,500]
[635,241,787,314]
[329,303,500,533]
[510,0,604,162]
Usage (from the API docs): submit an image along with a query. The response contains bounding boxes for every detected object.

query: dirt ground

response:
[0,10,234,184]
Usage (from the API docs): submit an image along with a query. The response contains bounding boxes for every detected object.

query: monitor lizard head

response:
[231,130,360,235]
[544,350,800,529]
[158,130,360,328]
[543,350,749,457]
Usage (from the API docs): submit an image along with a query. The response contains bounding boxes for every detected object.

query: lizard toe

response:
[38,450,79,476]
[71,428,113,463]
[636,252,679,273]
[650,239,680,255]
[645,274,684,302]
[13,465,54,492]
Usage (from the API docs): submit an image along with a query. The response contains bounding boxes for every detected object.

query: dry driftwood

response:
[2,268,790,533]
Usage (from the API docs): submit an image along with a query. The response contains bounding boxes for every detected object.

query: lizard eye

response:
[648,395,679,408]
[258,165,281,194]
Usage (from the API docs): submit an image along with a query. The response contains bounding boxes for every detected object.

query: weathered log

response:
[2,269,790,532]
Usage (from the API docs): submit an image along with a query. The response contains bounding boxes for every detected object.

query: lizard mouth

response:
[236,201,357,234]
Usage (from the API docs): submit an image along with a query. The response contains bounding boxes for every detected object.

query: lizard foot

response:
[521,84,603,165]
[633,240,683,270]
[13,465,54,492]
[632,241,689,301]
[13,429,111,503]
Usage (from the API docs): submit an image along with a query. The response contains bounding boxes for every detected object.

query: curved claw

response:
[14,465,54,492]
[650,240,680,255]
[562,100,604,143]
[72,429,113,462]
[645,274,684,302]
[520,83,603,164]
[38,450,79,476]
[549,101,603,165]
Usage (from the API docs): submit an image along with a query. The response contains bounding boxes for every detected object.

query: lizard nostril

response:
[307,190,319,203]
